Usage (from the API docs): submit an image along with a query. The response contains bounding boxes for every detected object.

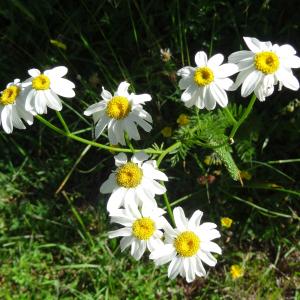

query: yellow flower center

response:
[106,96,131,119]
[174,231,200,257]
[0,85,20,105]
[32,74,50,90]
[115,162,143,188]
[132,217,155,240]
[194,67,214,86]
[254,51,279,74]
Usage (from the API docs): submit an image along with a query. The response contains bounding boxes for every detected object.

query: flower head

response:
[161,126,172,137]
[176,114,189,126]
[230,264,244,279]
[150,207,221,283]
[100,152,168,213]
[23,66,75,114]
[160,48,172,62]
[108,202,166,260]
[177,51,238,110]
[0,79,33,134]
[229,37,300,101]
[84,82,152,145]
[221,217,233,229]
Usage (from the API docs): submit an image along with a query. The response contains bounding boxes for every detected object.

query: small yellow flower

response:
[230,265,244,279]
[177,114,189,126]
[221,217,233,229]
[161,126,172,137]
[240,170,252,180]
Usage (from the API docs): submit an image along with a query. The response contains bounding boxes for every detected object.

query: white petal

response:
[276,68,299,91]
[201,241,222,254]
[45,66,68,78]
[106,188,127,213]
[84,102,106,116]
[177,66,194,78]
[123,188,137,208]
[205,88,217,110]
[130,113,152,132]
[51,79,75,98]
[143,163,168,181]
[120,236,133,251]
[1,106,13,134]
[214,63,238,78]
[173,207,188,231]
[195,255,206,276]
[35,91,47,114]
[181,84,197,101]
[46,90,63,111]
[188,210,203,228]
[198,228,221,242]
[207,53,224,68]
[132,240,147,260]
[108,227,131,238]
[209,83,228,107]
[132,152,149,163]
[215,78,234,91]
[100,173,116,193]
[95,116,109,138]
[143,178,166,195]
[243,37,263,53]
[184,258,196,283]
[277,44,296,57]
[131,93,152,105]
[231,67,254,90]
[28,68,40,77]
[11,106,25,129]
[228,50,254,63]
[178,77,193,90]
[107,121,119,145]
[168,257,182,279]
[241,70,262,97]
[198,250,217,266]
[195,51,207,67]
[281,55,300,69]
[113,120,126,145]
[124,119,140,140]
[116,81,130,96]
[114,153,128,166]
[198,222,217,231]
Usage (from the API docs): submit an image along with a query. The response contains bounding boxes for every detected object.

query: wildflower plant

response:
[1,35,299,285]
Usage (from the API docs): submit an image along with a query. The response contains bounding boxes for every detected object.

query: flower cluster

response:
[2,36,299,284]
[0,66,75,134]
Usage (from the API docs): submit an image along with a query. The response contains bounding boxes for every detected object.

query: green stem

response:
[229,94,257,139]
[156,141,181,167]
[56,111,70,134]
[162,186,175,226]
[223,107,237,125]
[35,115,165,155]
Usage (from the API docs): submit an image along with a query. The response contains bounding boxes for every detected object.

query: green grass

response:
[0,0,300,299]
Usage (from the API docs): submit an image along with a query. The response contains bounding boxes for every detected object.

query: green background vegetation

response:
[0,0,299,299]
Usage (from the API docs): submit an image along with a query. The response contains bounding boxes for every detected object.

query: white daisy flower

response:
[177,51,238,110]
[150,207,222,283]
[100,152,168,214]
[83,81,152,145]
[228,37,300,101]
[108,202,166,260]
[23,66,75,114]
[0,79,33,134]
